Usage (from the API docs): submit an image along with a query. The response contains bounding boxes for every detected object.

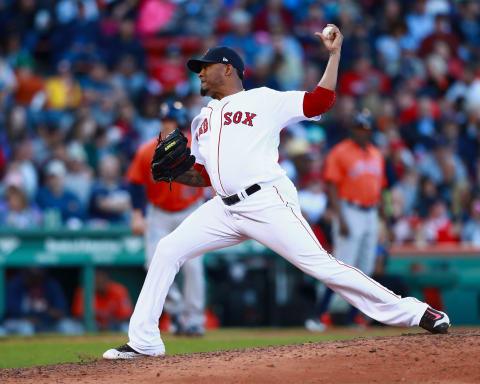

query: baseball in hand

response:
[322,26,335,40]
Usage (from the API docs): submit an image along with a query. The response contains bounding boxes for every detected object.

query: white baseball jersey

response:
[127,86,430,356]
[191,87,320,196]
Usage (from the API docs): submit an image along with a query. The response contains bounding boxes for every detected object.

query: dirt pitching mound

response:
[2,329,479,384]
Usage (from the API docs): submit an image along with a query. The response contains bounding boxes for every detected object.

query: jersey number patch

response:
[224,111,257,127]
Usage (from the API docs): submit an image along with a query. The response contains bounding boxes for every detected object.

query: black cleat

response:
[103,343,146,359]
[419,307,451,334]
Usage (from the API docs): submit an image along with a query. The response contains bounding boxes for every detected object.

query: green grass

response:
[0,327,414,370]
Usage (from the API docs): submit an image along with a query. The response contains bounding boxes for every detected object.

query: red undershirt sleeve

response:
[303,86,337,118]
[193,163,212,187]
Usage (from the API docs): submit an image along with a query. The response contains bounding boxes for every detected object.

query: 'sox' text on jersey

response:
[224,111,257,127]
[190,87,317,196]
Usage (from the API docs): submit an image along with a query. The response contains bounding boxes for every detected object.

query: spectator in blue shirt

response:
[0,170,42,228]
[3,268,81,335]
[88,154,131,225]
[36,159,83,226]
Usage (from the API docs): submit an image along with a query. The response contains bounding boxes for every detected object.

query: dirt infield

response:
[1,329,479,384]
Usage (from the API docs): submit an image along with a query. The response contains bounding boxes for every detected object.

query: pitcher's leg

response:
[182,255,205,329]
[128,198,245,355]
[239,196,428,327]
[128,235,183,355]
[145,205,184,331]
[163,282,183,324]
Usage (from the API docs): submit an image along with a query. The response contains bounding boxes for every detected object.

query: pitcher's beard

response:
[200,87,208,96]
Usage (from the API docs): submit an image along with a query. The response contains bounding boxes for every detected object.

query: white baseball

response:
[322,26,335,40]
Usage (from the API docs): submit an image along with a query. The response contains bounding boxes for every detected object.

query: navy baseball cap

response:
[354,109,373,129]
[187,46,245,80]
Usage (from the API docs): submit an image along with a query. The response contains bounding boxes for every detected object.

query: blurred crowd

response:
[1,0,480,248]
[0,267,132,335]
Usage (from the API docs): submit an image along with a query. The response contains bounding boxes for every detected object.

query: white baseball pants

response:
[128,176,428,355]
[145,202,205,328]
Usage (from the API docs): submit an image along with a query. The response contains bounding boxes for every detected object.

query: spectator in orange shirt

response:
[72,270,133,332]
[306,109,386,331]
[14,59,44,106]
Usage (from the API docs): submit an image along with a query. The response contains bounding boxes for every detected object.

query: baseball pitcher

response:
[104,25,450,359]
